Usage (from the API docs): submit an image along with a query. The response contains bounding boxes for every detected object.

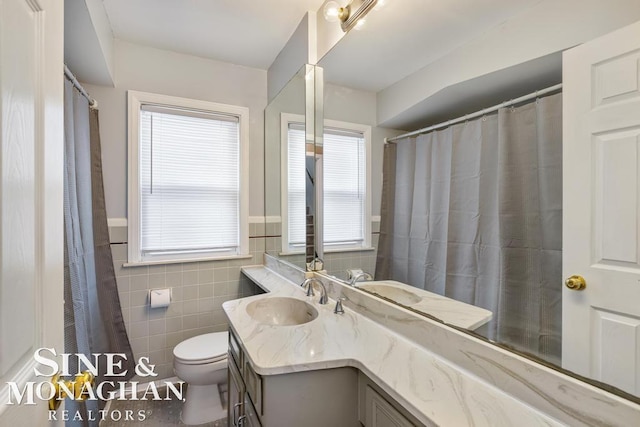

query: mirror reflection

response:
[312,81,405,280]
[308,0,640,399]
[264,65,317,270]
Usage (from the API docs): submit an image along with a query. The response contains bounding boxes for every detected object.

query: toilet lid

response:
[173,332,228,364]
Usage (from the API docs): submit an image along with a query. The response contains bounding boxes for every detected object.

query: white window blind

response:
[139,105,240,256]
[287,124,366,249]
[323,128,366,246]
[287,124,306,247]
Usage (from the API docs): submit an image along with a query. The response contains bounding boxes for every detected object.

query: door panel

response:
[591,308,640,392]
[0,0,64,424]
[563,19,640,396]
[0,0,37,380]
[596,130,640,266]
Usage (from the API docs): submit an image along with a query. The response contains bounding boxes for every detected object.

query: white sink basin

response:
[246,297,318,326]
[358,284,422,305]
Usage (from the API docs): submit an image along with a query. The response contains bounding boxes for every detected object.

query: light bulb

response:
[323,1,341,22]
[354,19,366,30]
[374,0,386,11]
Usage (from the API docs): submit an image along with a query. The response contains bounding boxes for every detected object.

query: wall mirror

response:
[311,0,640,401]
[264,64,323,271]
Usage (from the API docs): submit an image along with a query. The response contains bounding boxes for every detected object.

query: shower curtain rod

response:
[64,64,98,108]
[385,83,562,143]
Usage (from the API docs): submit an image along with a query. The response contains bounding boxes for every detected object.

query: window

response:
[282,114,371,253]
[128,91,249,263]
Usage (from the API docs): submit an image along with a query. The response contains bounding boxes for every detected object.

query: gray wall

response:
[84,39,268,219]
[324,82,405,217]
[83,39,270,380]
[267,13,313,103]
[264,68,306,218]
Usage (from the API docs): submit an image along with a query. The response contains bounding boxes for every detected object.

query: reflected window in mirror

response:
[281,114,371,253]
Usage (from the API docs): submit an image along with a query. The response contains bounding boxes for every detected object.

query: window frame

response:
[281,113,372,254]
[127,90,250,264]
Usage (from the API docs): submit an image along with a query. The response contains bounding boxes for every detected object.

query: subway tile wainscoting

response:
[269,218,381,279]
[108,220,266,380]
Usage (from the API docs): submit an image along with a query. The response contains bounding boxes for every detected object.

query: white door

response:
[563,20,640,396]
[0,0,64,425]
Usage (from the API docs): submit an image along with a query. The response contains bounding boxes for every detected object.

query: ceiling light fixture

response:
[324,0,379,32]
[373,0,386,11]
[354,19,366,30]
[322,1,343,23]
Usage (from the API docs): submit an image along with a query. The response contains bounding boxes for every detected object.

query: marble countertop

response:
[355,279,492,330]
[223,266,564,427]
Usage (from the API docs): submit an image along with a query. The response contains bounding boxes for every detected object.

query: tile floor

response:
[101,385,227,426]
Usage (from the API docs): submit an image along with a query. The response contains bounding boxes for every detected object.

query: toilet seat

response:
[173,331,228,365]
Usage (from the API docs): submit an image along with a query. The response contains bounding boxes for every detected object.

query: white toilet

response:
[173,331,229,425]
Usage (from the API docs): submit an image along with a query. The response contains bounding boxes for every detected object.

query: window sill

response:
[325,246,376,254]
[123,254,254,268]
[278,250,305,256]
[279,246,376,257]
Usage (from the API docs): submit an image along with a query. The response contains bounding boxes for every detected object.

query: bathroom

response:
[2,0,640,425]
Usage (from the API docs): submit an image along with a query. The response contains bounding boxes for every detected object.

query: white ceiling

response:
[102,0,543,85]
[318,0,543,92]
[102,0,326,69]
[97,0,557,129]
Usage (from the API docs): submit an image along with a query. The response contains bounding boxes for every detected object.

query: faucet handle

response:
[350,271,374,286]
[334,297,346,314]
[306,284,315,297]
[308,257,324,271]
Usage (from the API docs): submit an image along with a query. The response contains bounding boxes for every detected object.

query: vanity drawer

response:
[229,327,243,369]
[243,358,262,415]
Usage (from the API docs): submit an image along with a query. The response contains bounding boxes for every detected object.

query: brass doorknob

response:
[565,275,586,291]
[49,371,95,410]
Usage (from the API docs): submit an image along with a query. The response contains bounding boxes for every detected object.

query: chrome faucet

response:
[307,257,325,271]
[301,277,329,304]
[350,272,373,286]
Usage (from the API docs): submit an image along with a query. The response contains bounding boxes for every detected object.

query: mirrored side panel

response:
[264,64,317,271]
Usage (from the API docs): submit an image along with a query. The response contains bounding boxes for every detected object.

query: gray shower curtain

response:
[63,79,135,425]
[376,93,562,363]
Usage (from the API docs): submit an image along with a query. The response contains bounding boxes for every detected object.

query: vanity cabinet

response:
[229,327,260,427]
[228,328,360,427]
[228,351,252,426]
[358,372,423,427]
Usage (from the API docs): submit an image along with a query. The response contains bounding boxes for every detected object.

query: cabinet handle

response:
[233,402,244,426]
[238,415,247,426]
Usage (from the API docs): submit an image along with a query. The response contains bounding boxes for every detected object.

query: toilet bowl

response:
[173,331,228,425]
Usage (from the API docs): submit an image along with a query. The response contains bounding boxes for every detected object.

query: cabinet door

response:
[243,356,262,414]
[229,355,245,426]
[364,386,414,427]
[243,396,262,427]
